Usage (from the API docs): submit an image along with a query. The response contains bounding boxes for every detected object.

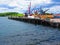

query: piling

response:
[8,16,60,28]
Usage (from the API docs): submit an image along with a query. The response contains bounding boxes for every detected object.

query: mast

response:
[28,2,31,15]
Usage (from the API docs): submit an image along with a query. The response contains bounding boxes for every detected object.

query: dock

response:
[8,16,60,28]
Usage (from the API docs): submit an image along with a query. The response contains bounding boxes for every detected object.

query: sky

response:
[0,0,60,14]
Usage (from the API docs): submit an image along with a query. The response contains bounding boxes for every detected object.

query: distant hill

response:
[0,12,24,17]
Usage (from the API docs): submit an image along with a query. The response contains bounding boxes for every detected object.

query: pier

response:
[8,16,60,28]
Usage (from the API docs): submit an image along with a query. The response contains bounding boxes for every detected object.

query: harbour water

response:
[0,17,60,45]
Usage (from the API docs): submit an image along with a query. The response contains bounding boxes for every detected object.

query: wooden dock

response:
[8,16,60,28]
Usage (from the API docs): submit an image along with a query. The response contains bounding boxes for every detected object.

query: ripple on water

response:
[0,17,60,45]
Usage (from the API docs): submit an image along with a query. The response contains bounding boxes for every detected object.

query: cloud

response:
[47,6,60,14]
[0,4,16,9]
[0,0,60,14]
